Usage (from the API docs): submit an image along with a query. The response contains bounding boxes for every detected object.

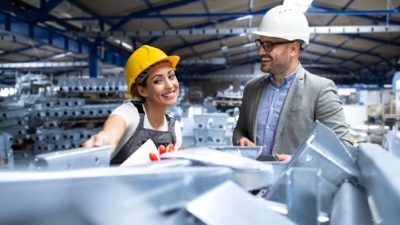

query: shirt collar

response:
[269,64,300,87]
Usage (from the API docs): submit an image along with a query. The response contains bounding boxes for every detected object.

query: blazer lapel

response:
[273,67,305,144]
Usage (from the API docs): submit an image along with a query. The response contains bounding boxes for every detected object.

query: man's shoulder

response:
[303,71,334,86]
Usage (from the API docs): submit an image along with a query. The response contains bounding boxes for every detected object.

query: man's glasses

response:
[255,39,294,52]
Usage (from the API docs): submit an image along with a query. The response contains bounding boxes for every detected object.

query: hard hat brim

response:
[166,55,180,70]
[252,31,309,45]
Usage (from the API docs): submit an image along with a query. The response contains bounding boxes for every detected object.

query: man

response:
[233,5,352,160]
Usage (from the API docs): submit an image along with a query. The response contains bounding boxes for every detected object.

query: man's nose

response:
[258,46,267,56]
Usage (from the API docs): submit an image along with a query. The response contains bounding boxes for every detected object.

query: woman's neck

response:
[143,102,167,130]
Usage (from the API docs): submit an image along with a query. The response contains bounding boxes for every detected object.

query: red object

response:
[149,152,159,161]
[167,143,175,152]
[158,145,167,154]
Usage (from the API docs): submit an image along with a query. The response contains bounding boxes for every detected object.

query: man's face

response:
[257,36,294,76]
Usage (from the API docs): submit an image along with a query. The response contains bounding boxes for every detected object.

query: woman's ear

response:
[137,85,148,97]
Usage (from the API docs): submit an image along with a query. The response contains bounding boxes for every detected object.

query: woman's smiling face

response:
[139,62,179,108]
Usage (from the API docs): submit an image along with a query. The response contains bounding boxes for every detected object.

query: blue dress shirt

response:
[256,66,299,154]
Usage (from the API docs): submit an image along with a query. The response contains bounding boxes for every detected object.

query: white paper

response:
[161,148,273,171]
[120,139,158,167]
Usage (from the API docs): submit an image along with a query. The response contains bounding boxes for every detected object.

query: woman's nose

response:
[165,78,174,88]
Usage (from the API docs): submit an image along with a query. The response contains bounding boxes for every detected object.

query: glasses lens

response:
[264,42,272,51]
[255,40,273,52]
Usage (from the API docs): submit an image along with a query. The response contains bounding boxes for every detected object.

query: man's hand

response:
[236,137,256,146]
[83,131,110,148]
[274,154,292,161]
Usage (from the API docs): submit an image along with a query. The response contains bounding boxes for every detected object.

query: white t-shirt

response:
[110,101,182,158]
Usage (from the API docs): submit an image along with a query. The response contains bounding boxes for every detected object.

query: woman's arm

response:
[83,114,127,155]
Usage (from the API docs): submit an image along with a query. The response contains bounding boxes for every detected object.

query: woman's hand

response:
[83,131,110,148]
[149,144,181,161]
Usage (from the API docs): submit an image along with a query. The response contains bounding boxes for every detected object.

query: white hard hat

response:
[253,5,310,47]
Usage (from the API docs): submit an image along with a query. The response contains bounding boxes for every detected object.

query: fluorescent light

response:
[244,42,256,48]
[51,52,73,59]
[236,15,253,21]
[121,42,133,50]
[114,39,133,50]
[61,12,72,18]
[283,0,313,13]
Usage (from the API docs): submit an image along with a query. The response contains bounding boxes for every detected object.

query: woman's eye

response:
[169,74,176,80]
[153,80,162,84]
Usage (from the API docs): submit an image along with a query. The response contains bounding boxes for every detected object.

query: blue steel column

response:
[89,45,98,78]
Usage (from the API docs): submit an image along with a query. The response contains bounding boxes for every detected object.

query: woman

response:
[83,45,182,164]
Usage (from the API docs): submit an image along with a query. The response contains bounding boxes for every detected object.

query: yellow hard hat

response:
[125,45,180,92]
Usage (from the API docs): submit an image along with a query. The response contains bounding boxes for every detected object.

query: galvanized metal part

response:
[30,146,111,170]
[58,77,126,94]
[384,127,400,158]
[161,148,273,171]
[0,132,13,168]
[209,146,262,160]
[187,181,297,225]
[286,168,321,225]
[357,143,400,225]
[0,166,233,225]
[330,181,373,225]
[288,122,361,186]
[267,122,361,213]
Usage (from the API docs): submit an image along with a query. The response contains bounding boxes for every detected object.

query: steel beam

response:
[65,25,400,39]
[110,0,202,31]
[0,43,45,57]
[0,61,88,69]
[310,4,400,25]
[45,9,400,21]
[33,0,63,22]
[0,12,127,67]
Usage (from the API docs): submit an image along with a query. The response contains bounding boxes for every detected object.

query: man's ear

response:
[290,42,300,56]
[137,85,148,97]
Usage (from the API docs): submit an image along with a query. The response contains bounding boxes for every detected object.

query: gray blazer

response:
[233,65,352,155]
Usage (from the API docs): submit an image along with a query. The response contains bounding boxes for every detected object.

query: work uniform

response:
[111,101,179,165]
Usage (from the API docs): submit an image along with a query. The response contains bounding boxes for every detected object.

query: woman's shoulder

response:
[112,101,140,119]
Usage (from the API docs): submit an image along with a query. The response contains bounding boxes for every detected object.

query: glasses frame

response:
[255,39,294,52]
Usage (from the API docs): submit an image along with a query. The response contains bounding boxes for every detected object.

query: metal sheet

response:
[287,168,320,225]
[330,181,373,225]
[384,128,400,158]
[30,146,111,170]
[210,146,262,160]
[161,148,273,171]
[357,143,400,225]
[0,172,201,225]
[288,122,361,186]
[232,169,275,190]
[187,181,297,225]
[0,166,234,224]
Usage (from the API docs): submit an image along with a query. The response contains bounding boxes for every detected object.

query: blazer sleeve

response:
[315,80,352,145]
